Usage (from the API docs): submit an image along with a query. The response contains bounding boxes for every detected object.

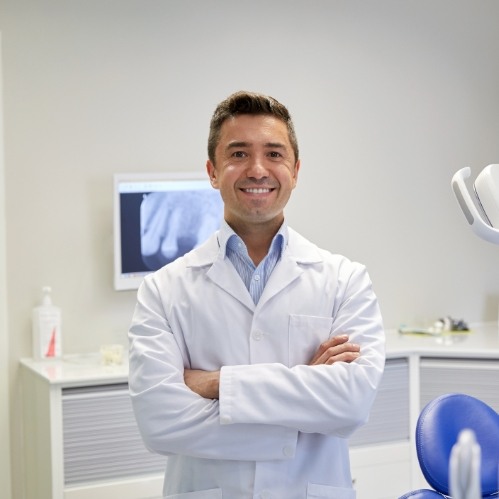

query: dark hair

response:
[207,90,299,164]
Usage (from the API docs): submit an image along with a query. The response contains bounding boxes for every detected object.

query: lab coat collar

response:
[284,227,324,265]
[184,227,324,268]
[184,228,324,312]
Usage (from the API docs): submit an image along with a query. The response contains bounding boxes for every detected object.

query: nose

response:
[246,155,269,180]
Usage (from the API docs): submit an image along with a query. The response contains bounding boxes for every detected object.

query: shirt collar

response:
[219,219,288,258]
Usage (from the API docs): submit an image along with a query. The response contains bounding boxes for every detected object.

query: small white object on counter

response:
[100,344,124,366]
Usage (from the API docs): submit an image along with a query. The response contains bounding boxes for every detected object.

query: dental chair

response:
[399,393,499,499]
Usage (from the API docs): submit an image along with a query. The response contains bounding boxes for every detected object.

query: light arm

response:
[451,166,499,244]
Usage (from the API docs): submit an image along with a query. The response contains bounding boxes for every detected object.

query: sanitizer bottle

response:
[32,286,62,360]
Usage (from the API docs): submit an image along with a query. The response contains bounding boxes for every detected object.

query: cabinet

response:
[21,357,164,499]
[20,323,499,499]
[21,357,414,499]
[350,442,411,499]
[349,358,411,499]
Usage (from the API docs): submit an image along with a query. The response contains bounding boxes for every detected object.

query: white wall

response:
[0,31,13,499]
[2,1,499,497]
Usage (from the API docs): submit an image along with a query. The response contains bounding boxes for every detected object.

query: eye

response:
[232,151,247,158]
[268,151,282,158]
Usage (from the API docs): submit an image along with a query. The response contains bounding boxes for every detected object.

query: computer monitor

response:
[113,172,224,291]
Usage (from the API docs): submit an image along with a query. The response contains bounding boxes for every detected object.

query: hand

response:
[184,368,220,399]
[308,334,360,366]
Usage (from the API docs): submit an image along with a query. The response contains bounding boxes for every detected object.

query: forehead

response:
[218,114,291,146]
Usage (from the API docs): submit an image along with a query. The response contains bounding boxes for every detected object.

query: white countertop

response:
[20,323,499,387]
[20,352,130,387]
[385,322,499,359]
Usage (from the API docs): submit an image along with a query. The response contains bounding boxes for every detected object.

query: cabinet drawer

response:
[349,358,410,447]
[62,383,165,485]
[420,357,499,410]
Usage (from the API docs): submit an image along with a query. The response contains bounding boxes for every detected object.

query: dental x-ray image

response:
[140,189,222,270]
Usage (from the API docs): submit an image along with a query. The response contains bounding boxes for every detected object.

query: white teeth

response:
[244,188,271,193]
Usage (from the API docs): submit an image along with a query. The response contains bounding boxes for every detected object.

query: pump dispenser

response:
[32,286,62,360]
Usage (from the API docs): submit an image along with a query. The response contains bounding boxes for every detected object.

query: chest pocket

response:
[288,314,334,366]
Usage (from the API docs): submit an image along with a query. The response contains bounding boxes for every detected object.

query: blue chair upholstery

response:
[398,489,446,498]
[399,393,499,498]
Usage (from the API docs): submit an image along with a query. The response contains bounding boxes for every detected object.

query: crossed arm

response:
[184,334,360,399]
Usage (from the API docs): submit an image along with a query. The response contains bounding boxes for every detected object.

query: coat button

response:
[220,415,232,424]
[283,445,294,457]
[252,330,263,341]
[260,490,272,499]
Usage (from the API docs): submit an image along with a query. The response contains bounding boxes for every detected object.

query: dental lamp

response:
[452,164,499,244]
[450,166,499,499]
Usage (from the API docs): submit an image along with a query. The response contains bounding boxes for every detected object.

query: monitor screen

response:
[113,172,224,290]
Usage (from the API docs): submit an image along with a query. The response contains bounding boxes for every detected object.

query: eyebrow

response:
[226,141,286,150]
[226,141,250,150]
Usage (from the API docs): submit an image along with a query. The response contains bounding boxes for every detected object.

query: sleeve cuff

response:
[219,365,233,425]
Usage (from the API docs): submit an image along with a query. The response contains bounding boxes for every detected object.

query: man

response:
[128,90,385,499]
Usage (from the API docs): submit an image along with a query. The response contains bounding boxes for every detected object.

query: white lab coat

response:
[128,227,385,499]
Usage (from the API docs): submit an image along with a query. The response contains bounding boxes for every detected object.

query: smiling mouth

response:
[241,188,274,194]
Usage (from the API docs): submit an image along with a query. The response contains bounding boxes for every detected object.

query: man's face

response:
[206,114,300,231]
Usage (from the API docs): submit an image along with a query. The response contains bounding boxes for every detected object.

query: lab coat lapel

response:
[186,234,255,312]
[257,255,303,308]
[257,228,323,309]
[207,258,255,312]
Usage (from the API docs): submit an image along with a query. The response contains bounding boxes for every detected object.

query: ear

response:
[206,160,219,188]
[292,159,301,188]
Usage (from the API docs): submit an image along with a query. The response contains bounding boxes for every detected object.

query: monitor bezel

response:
[113,171,219,291]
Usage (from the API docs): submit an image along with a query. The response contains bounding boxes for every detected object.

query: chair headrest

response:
[416,393,499,496]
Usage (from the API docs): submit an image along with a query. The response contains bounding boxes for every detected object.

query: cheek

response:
[279,165,299,187]
[222,163,241,175]
[217,165,242,187]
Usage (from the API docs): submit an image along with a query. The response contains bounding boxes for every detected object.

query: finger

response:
[323,335,349,348]
[316,346,360,365]
[313,341,358,363]
[310,342,360,366]
[324,351,360,365]
[309,335,349,364]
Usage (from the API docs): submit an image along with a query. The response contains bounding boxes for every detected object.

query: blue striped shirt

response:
[218,220,287,304]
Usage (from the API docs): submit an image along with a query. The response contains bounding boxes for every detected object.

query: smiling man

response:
[128,91,385,499]
[207,112,298,266]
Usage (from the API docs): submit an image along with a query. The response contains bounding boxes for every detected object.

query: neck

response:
[228,219,283,266]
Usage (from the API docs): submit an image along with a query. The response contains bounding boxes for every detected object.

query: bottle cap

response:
[41,286,52,306]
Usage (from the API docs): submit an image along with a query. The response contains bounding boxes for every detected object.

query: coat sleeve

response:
[128,274,299,461]
[218,262,385,438]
